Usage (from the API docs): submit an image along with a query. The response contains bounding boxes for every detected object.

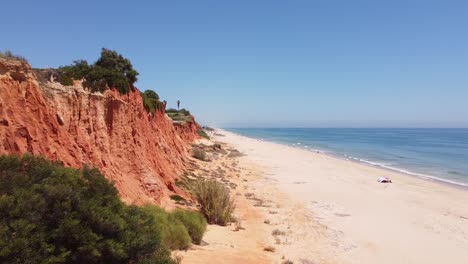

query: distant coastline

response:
[224,128,468,189]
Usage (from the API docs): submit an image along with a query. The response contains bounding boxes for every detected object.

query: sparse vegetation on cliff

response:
[197,129,210,139]
[166,108,193,122]
[0,154,205,264]
[58,48,139,94]
[0,50,28,62]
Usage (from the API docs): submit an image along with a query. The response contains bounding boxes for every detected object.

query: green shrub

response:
[172,209,207,245]
[192,147,207,161]
[141,90,164,115]
[164,221,191,250]
[197,129,210,139]
[191,179,236,225]
[0,154,176,264]
[141,206,191,250]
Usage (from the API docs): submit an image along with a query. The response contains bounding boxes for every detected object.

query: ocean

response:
[225,128,468,187]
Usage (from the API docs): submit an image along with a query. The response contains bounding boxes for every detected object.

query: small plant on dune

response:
[192,147,207,161]
[191,179,236,225]
[172,209,207,245]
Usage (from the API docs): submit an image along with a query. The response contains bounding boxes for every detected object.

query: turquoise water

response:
[226,128,468,187]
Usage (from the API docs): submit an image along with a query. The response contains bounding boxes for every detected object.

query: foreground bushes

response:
[191,179,236,225]
[0,154,205,263]
[141,206,207,250]
[172,209,207,245]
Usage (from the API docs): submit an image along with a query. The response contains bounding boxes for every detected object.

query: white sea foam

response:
[351,157,468,188]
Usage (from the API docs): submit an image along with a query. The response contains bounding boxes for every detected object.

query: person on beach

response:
[378,176,392,183]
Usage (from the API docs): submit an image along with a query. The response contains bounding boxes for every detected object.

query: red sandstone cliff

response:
[0,57,200,204]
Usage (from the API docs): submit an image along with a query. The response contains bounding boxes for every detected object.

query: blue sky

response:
[3,0,467,127]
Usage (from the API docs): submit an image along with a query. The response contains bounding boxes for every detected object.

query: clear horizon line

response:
[219,127,468,129]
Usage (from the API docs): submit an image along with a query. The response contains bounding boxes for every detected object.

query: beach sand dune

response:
[215,130,468,264]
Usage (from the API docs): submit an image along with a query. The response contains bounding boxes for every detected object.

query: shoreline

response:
[222,129,468,190]
[210,129,468,263]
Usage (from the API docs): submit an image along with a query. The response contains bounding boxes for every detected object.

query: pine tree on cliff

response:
[177,100,180,110]
[59,48,139,94]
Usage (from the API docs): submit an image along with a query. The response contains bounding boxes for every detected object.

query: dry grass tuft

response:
[191,179,236,226]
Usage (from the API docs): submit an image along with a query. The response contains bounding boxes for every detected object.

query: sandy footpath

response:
[210,129,468,264]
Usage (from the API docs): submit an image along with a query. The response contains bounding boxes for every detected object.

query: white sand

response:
[216,129,468,264]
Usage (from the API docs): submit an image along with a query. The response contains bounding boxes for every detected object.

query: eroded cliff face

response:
[0,57,200,204]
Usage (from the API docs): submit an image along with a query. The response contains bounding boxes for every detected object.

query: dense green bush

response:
[59,48,139,94]
[142,90,164,115]
[141,206,206,250]
[191,179,236,226]
[0,154,176,264]
[172,209,207,245]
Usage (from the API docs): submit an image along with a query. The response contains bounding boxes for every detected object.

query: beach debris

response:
[377,176,392,183]
[335,213,351,217]
[275,237,281,244]
[272,229,286,236]
[233,218,245,231]
[264,246,276,252]
[292,181,307,184]
[244,192,255,198]
[299,259,317,264]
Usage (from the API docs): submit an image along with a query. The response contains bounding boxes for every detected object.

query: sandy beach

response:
[182,129,468,263]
